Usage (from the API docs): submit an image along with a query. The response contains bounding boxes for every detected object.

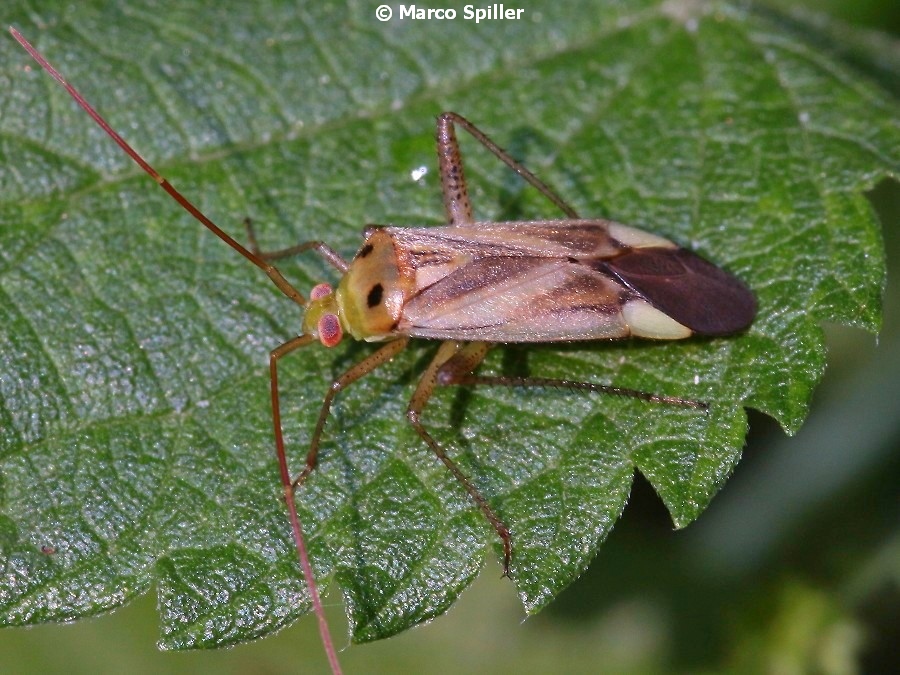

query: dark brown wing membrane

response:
[600,247,756,336]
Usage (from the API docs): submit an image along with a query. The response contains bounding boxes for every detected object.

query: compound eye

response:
[317,313,342,347]
[310,283,333,300]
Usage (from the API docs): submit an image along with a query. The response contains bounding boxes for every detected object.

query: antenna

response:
[9,27,306,307]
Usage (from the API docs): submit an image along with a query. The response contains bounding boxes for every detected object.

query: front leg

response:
[293,337,410,488]
[244,217,350,272]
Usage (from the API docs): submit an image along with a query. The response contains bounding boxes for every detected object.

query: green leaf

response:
[0,0,893,650]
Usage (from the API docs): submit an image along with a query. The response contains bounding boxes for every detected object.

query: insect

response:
[12,27,755,674]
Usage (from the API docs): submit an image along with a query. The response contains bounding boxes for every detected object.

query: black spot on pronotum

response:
[367,283,384,308]
[358,243,374,258]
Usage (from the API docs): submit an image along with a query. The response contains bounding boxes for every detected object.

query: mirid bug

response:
[11,27,755,674]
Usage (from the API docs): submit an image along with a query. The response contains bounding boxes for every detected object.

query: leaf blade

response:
[0,0,894,649]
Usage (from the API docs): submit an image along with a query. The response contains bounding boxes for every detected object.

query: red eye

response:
[317,313,342,347]
[310,283,333,300]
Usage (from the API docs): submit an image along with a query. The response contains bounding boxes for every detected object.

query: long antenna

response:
[9,26,341,674]
[9,27,306,308]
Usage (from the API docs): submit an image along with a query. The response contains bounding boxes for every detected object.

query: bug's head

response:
[331,229,408,343]
[302,283,344,347]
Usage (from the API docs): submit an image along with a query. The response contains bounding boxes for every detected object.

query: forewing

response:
[399,256,629,342]
[389,218,754,342]
[387,220,624,261]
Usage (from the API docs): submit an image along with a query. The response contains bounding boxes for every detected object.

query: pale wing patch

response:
[623,300,692,339]
[607,223,677,249]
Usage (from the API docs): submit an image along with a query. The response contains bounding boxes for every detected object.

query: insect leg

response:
[293,337,411,488]
[435,114,474,225]
[406,341,513,576]
[437,112,580,220]
[446,373,708,410]
[244,218,349,273]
